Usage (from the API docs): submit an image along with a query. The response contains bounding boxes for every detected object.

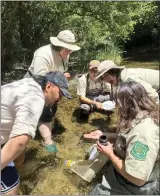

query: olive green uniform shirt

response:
[102,114,159,195]
[122,116,159,181]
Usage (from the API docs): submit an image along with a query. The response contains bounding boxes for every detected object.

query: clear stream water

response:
[17,53,159,195]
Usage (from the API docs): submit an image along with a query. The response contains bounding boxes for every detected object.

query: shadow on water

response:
[20,146,63,195]
[18,49,159,195]
[72,108,89,123]
[90,116,117,133]
[53,117,66,135]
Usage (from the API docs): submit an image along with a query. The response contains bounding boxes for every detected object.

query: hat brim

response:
[89,65,98,69]
[50,37,80,51]
[95,66,125,80]
[60,87,72,99]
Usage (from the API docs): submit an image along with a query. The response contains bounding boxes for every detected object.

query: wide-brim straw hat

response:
[95,60,125,79]
[50,30,80,51]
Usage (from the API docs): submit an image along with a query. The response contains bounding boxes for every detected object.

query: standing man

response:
[24,30,80,150]
[95,60,159,104]
[77,60,111,116]
[1,71,72,195]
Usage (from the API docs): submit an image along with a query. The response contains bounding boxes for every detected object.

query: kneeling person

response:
[77,60,111,115]
[1,71,71,195]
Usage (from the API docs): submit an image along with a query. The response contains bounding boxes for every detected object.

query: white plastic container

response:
[70,153,108,182]
[102,100,115,111]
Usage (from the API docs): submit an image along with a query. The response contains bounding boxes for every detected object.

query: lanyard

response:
[59,53,67,71]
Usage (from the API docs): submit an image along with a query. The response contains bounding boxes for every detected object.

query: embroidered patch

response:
[130,141,149,160]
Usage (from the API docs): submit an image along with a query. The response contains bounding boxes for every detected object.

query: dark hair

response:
[32,74,49,90]
[107,68,121,79]
[52,45,63,52]
[113,81,159,131]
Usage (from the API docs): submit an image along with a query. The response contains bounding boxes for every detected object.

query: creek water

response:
[18,54,159,195]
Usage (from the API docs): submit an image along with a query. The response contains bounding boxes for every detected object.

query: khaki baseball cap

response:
[88,60,100,69]
[95,60,125,79]
[50,30,81,51]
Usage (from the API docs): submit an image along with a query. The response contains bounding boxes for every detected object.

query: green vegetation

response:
[18,57,158,195]
[1,1,159,194]
[2,1,160,79]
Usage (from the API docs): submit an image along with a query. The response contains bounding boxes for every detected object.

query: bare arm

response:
[79,95,96,105]
[83,130,118,140]
[79,96,103,109]
[109,152,146,186]
[64,72,75,81]
[1,134,31,170]
[97,142,147,186]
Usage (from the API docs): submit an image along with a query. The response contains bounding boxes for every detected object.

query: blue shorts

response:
[1,162,20,194]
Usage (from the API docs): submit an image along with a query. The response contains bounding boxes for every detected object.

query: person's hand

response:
[97,141,114,159]
[83,130,103,140]
[95,102,103,109]
[64,72,71,79]
[64,72,75,81]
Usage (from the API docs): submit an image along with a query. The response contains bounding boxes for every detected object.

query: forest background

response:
[1,1,160,194]
[1,1,160,81]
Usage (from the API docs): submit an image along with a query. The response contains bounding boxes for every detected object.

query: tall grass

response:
[96,40,122,65]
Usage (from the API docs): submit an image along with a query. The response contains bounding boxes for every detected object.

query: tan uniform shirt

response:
[77,73,111,96]
[121,68,159,103]
[28,44,69,76]
[1,78,44,144]
[120,115,159,181]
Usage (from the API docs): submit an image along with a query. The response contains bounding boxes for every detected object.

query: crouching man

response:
[77,60,111,116]
[1,71,71,195]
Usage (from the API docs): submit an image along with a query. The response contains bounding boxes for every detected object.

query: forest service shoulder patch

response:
[130,141,149,161]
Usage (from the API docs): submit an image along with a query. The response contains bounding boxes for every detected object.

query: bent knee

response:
[80,104,91,115]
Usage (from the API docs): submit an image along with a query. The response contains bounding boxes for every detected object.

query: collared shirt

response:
[120,113,159,181]
[77,73,111,96]
[1,78,45,144]
[28,44,69,76]
[121,68,159,103]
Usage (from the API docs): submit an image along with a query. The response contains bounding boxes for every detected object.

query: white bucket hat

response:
[50,30,80,51]
[95,60,125,79]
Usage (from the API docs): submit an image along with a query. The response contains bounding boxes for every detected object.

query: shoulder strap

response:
[86,73,90,92]
[59,53,67,71]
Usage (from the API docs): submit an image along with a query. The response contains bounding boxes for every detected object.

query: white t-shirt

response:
[28,44,69,76]
[1,78,45,144]
[77,74,111,96]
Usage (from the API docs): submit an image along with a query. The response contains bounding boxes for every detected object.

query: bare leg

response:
[4,185,19,195]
